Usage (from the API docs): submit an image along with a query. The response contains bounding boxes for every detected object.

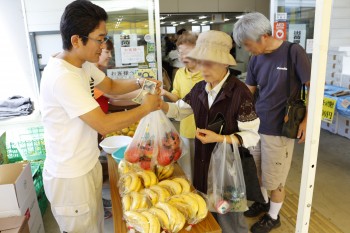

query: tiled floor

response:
[43,130,350,232]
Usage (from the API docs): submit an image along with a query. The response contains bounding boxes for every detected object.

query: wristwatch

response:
[136,77,142,88]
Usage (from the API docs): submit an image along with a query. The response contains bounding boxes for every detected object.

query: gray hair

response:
[233,12,272,46]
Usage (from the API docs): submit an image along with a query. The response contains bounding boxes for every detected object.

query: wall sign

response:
[276,12,287,21]
[121,46,145,64]
[107,68,138,80]
[274,22,287,40]
[288,24,306,49]
[322,97,337,123]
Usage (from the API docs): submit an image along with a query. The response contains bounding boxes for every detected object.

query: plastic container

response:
[112,146,127,163]
[99,136,132,154]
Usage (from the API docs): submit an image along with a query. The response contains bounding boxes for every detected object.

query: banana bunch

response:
[155,202,186,233]
[141,211,161,233]
[155,164,174,180]
[119,173,143,195]
[172,177,191,193]
[136,170,158,188]
[186,193,208,221]
[140,188,159,206]
[149,185,171,202]
[122,192,150,211]
[118,160,138,175]
[158,180,182,195]
[124,211,149,233]
[167,194,198,220]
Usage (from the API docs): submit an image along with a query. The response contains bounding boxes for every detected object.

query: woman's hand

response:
[196,128,224,144]
[141,78,162,95]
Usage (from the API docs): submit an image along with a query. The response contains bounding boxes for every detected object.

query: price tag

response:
[322,97,337,123]
[341,99,350,109]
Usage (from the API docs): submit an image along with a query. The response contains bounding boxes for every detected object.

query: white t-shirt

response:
[40,57,105,178]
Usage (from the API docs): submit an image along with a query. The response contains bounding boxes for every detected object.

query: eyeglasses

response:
[80,35,110,45]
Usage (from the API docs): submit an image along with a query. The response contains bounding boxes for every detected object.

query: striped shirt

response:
[90,77,94,98]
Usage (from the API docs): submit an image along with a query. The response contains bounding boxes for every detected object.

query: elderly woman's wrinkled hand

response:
[196,128,224,144]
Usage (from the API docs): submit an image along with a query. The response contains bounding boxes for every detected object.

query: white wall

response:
[329,0,350,47]
[160,0,270,18]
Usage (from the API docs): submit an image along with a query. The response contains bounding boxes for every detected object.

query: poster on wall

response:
[121,46,145,64]
[114,34,138,67]
[107,68,138,80]
[274,22,287,40]
[288,24,306,49]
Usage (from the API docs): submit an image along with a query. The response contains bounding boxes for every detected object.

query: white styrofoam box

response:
[0,163,35,217]
[321,112,339,134]
[338,114,350,139]
[329,47,350,53]
[23,191,41,231]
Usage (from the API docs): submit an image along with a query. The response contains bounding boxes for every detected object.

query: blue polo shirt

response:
[246,41,311,136]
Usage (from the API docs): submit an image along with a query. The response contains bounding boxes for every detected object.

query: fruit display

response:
[124,111,183,170]
[117,161,208,232]
[155,164,174,180]
[106,122,139,138]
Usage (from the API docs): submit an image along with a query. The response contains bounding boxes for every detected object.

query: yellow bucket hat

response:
[187,30,237,66]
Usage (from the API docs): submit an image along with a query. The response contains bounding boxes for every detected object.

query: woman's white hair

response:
[233,12,272,46]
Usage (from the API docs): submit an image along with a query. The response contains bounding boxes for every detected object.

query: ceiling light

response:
[160,22,165,24]
[210,21,213,24]
[179,22,186,25]
[160,16,167,20]
[224,18,230,22]
[171,21,176,24]
[201,23,206,26]
[192,21,198,24]
[202,21,208,24]
[188,19,195,22]
[236,15,244,19]
[199,16,207,19]
[172,24,178,26]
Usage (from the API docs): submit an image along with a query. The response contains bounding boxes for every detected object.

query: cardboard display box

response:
[0,216,29,233]
[321,112,339,134]
[338,114,350,140]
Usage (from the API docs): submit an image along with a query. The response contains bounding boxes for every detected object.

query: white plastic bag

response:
[207,136,247,214]
[125,110,183,170]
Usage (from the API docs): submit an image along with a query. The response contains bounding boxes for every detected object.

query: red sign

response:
[274,22,287,40]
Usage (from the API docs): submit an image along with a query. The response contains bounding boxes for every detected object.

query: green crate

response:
[17,139,46,161]
[7,143,23,163]
[38,192,48,216]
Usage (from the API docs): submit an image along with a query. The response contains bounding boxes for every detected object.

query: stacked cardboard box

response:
[321,111,339,134]
[0,162,45,233]
[326,47,350,86]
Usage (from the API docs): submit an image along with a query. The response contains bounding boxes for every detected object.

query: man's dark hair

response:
[176,28,187,36]
[60,0,108,50]
[106,39,113,51]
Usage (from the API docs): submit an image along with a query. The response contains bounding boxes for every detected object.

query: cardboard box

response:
[0,216,30,233]
[29,210,45,233]
[340,73,350,89]
[321,112,339,134]
[0,162,35,218]
[22,190,41,230]
[338,114,350,139]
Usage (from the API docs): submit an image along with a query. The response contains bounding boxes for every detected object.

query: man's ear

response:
[71,35,80,49]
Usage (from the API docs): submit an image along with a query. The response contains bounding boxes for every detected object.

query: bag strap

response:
[287,43,306,101]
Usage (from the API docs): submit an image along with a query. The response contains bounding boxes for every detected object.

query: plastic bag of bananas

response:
[118,168,159,195]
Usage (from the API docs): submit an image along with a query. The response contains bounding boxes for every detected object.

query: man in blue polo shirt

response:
[233,12,311,233]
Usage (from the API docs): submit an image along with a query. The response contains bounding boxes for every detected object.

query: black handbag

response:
[281,43,307,139]
[206,114,265,203]
[234,134,266,203]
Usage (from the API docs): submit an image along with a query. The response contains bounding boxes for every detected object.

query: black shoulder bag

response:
[281,43,307,139]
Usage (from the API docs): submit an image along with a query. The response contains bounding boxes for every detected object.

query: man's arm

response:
[297,81,310,143]
[80,94,161,135]
[246,84,257,95]
[96,77,161,95]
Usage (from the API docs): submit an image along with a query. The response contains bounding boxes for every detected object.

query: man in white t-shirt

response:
[39,1,161,232]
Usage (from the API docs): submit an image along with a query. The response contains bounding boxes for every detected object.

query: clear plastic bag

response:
[207,136,247,214]
[125,110,183,170]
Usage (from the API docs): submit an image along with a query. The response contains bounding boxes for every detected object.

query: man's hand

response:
[141,93,161,112]
[196,128,223,144]
[141,78,162,95]
[297,119,307,143]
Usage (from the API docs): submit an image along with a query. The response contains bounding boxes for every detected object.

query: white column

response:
[295,0,333,232]
[154,0,163,83]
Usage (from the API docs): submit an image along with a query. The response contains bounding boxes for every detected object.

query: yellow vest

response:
[172,68,204,139]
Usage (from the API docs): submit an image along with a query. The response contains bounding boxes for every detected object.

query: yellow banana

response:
[141,211,161,233]
[172,177,191,193]
[149,185,171,202]
[158,180,182,195]
[137,171,151,188]
[124,211,150,233]
[140,188,159,206]
[155,202,186,233]
[121,173,141,194]
[168,199,190,219]
[180,194,199,220]
[149,207,171,231]
[130,192,144,210]
[187,193,208,220]
[157,164,174,180]
[118,160,130,174]
[122,194,132,212]
[144,170,158,186]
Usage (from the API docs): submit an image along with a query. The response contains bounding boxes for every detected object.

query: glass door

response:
[92,0,162,82]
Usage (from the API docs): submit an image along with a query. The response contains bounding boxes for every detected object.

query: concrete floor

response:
[42,130,350,233]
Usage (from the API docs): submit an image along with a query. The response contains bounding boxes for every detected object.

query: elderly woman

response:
[161,30,260,233]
